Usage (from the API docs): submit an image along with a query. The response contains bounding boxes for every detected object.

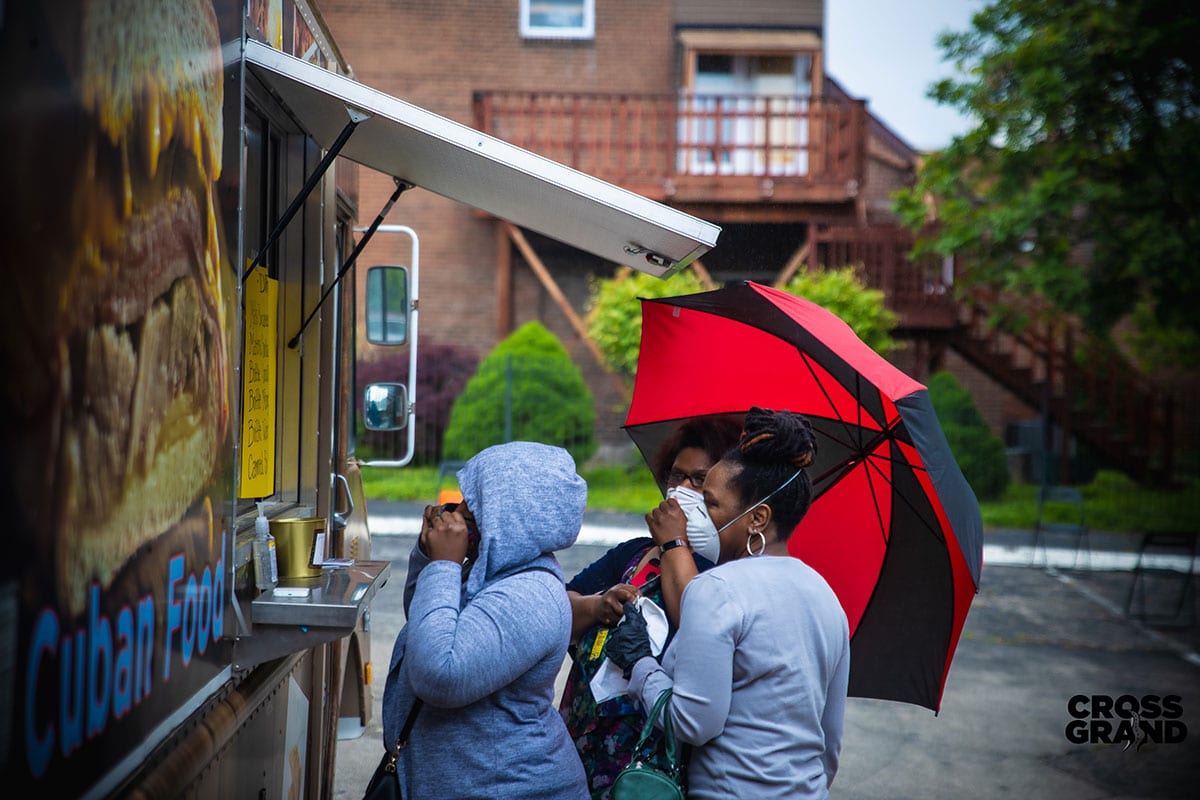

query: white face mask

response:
[669,470,804,562]
[665,486,721,563]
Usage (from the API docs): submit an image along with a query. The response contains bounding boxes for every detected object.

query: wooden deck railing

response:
[474,91,868,202]
[810,225,958,329]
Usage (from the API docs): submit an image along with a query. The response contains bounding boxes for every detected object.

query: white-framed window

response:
[520,0,594,40]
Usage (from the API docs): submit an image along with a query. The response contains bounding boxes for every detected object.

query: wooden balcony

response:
[474,91,869,205]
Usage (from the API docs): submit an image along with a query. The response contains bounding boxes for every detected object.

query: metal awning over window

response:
[676,29,822,52]
[244,39,720,276]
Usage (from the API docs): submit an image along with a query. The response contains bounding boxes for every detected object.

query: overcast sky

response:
[825,0,985,151]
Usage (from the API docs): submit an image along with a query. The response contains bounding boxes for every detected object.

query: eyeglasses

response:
[666,470,707,489]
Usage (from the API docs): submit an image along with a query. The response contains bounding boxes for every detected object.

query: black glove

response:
[606,602,653,678]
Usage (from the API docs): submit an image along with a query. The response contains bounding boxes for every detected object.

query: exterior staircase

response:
[948,297,1175,485]
[811,226,1176,485]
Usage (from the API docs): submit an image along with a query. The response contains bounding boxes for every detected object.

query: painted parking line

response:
[368,514,1199,574]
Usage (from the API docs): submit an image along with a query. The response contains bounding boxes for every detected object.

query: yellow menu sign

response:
[239,266,277,498]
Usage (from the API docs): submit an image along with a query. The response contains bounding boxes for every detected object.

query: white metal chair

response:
[1125,531,1197,628]
[1033,485,1090,570]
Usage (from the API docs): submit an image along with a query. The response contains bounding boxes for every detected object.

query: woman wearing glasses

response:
[559,415,741,798]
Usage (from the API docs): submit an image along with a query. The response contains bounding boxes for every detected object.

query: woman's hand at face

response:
[645,497,688,546]
[420,504,471,564]
[593,583,639,627]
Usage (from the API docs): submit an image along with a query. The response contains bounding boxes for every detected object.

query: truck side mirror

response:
[363,383,409,431]
[365,265,410,345]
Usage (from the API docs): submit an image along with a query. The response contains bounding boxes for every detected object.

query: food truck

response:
[0,1,718,796]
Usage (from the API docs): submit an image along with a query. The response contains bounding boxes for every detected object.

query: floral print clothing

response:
[561,537,711,799]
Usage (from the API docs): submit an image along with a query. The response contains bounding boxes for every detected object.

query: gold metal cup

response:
[270,516,325,579]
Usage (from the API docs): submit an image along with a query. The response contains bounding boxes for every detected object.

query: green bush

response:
[926,371,1010,500]
[781,266,898,355]
[586,267,708,376]
[585,265,897,376]
[442,321,596,464]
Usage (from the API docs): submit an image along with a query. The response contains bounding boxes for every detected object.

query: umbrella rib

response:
[862,443,890,548]
[855,372,866,454]
[799,350,864,451]
[863,448,947,545]
[812,417,903,491]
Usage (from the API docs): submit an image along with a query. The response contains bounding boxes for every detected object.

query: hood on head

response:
[459,441,586,599]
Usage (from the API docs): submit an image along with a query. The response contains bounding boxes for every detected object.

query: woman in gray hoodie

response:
[381,441,589,799]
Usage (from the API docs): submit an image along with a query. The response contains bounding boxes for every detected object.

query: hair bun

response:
[738,407,817,468]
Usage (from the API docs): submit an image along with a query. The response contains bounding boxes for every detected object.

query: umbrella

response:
[624,281,982,712]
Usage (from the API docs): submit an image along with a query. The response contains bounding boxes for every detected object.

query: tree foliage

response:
[585,267,707,377]
[895,0,1200,348]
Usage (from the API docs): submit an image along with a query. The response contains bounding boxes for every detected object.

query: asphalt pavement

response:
[333,503,1199,799]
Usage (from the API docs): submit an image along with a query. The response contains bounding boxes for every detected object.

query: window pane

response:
[522,0,592,38]
[529,0,584,29]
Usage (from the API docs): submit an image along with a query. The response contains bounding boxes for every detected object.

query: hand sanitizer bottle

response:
[253,501,278,591]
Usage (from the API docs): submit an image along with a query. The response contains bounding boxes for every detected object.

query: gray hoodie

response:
[382,442,589,800]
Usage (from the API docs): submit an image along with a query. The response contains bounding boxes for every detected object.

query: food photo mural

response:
[0,0,244,791]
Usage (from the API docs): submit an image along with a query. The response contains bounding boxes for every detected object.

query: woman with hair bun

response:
[607,408,850,799]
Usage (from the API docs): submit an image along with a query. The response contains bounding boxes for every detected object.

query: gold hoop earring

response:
[746,529,766,557]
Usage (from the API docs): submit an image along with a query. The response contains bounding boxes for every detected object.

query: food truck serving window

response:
[238,90,328,513]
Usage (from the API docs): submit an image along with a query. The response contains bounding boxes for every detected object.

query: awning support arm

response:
[502,221,629,398]
[241,107,370,284]
[288,177,412,349]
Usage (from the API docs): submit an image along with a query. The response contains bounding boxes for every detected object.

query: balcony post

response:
[852,99,868,190]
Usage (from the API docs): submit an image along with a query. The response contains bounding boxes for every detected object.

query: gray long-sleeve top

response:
[629,555,850,800]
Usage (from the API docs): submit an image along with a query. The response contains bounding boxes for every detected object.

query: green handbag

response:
[610,689,685,800]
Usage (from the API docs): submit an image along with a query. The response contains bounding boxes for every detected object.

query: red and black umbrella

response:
[624,281,982,712]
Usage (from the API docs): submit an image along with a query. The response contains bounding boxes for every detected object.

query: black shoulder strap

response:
[387,652,423,756]
[395,698,423,752]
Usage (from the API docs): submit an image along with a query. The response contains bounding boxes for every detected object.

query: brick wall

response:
[323,3,1012,462]
[321,1,677,453]
[324,0,674,358]
[863,150,913,225]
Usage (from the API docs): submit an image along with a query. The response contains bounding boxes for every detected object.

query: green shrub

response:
[781,266,898,355]
[926,371,1010,500]
[442,322,596,464]
[586,267,708,376]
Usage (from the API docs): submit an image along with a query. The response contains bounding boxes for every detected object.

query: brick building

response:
[321,0,1185,491]
[320,0,952,452]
